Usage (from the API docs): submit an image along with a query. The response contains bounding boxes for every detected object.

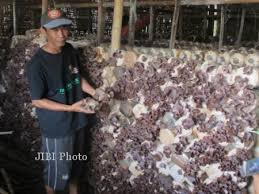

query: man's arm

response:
[81,78,96,96]
[32,98,94,114]
[81,77,110,102]
[254,175,259,194]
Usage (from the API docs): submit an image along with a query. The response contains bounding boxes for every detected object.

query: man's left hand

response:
[93,88,110,102]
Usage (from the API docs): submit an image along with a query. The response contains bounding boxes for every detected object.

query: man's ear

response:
[40,27,47,35]
[38,27,47,46]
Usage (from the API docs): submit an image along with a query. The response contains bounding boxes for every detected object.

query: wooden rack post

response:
[148,6,154,42]
[207,5,214,37]
[12,0,16,35]
[42,0,48,14]
[218,5,225,49]
[202,6,207,41]
[111,0,123,52]
[236,8,246,46]
[97,0,105,45]
[178,7,183,41]
[128,0,137,46]
[169,0,180,49]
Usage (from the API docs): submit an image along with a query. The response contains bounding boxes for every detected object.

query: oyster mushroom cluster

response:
[0,36,40,140]
[83,49,257,194]
[1,32,258,193]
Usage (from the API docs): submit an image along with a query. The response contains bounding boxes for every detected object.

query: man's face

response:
[44,25,69,47]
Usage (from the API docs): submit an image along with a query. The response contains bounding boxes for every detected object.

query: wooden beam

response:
[97,0,105,45]
[219,5,225,49]
[236,8,246,46]
[148,6,154,42]
[170,0,180,49]
[30,0,259,9]
[181,0,259,5]
[202,6,207,41]
[32,2,98,9]
[53,2,98,8]
[178,7,183,41]
[128,0,137,47]
[105,1,173,7]
[178,13,259,19]
[115,0,259,6]
[51,0,56,8]
[42,0,48,14]
[32,10,36,28]
[207,5,214,37]
[111,0,123,52]
[220,0,259,4]
[13,0,17,35]
[31,1,173,9]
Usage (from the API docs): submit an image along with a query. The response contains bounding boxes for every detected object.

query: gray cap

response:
[41,9,72,29]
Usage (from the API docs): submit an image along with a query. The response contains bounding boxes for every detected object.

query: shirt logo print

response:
[57,77,81,95]
[68,65,79,74]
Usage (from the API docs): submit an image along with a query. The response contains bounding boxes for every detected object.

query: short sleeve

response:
[72,47,85,77]
[75,50,83,74]
[26,59,47,100]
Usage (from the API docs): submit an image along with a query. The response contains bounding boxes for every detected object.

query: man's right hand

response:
[71,99,95,114]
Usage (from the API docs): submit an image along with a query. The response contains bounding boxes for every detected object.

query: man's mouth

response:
[57,38,66,42]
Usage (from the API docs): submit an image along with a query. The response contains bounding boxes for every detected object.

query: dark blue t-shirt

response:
[26,43,87,138]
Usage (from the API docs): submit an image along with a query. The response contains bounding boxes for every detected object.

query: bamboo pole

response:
[51,0,56,8]
[148,6,154,42]
[236,8,246,46]
[202,6,207,41]
[128,0,137,46]
[178,7,183,41]
[169,0,180,49]
[97,0,105,45]
[207,5,214,37]
[111,0,123,52]
[213,5,218,37]
[42,0,48,14]
[218,5,225,49]
[235,7,240,38]
[12,0,17,35]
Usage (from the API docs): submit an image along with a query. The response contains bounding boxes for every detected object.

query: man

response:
[26,9,105,194]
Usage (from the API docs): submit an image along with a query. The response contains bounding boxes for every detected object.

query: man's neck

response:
[43,42,62,54]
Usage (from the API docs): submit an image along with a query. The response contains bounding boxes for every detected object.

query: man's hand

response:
[93,88,110,102]
[71,99,95,114]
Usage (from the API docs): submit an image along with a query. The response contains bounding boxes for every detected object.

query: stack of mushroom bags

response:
[80,44,259,194]
[3,30,258,192]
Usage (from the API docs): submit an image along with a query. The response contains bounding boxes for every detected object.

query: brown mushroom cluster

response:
[1,34,258,193]
[82,49,257,194]
[0,36,40,152]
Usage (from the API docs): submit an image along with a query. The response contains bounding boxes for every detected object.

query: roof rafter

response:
[3,0,259,8]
